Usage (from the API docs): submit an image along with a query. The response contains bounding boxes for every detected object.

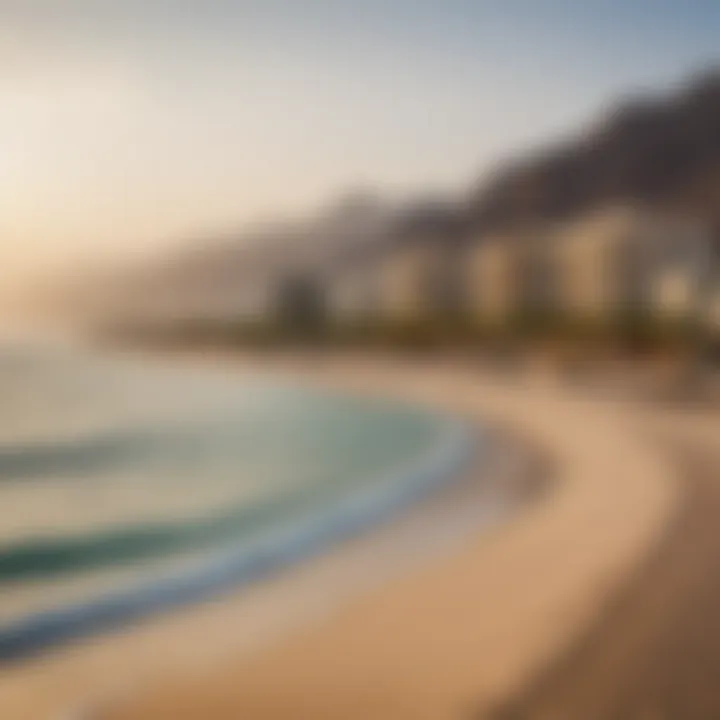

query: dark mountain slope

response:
[471,71,720,236]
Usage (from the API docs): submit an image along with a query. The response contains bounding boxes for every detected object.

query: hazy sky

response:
[2,0,719,288]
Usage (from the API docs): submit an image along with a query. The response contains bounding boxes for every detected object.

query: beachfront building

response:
[708,284,720,336]
[463,228,560,329]
[324,260,380,324]
[273,267,328,331]
[647,217,711,322]
[513,232,561,324]
[375,240,442,322]
[553,208,644,323]
[463,234,519,325]
[265,204,715,346]
[553,207,711,326]
[374,208,465,323]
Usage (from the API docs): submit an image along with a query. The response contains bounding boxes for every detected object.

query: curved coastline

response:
[105,356,679,720]
[0,354,682,720]
[0,388,475,663]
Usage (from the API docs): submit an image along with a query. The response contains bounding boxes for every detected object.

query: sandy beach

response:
[0,354,532,719]
[4,355,719,719]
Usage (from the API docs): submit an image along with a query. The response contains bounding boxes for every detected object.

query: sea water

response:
[0,347,471,660]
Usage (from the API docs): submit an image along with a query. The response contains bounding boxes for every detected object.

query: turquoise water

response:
[0,348,471,659]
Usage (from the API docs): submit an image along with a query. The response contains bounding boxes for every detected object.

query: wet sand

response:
[101,357,683,720]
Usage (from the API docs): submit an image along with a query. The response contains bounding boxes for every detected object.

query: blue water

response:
[0,347,472,660]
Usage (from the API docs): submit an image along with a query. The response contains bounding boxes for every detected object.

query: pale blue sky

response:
[1,0,719,284]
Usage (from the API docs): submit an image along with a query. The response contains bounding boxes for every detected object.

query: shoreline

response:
[102,355,679,719]
[0,395,472,664]
[0,354,542,720]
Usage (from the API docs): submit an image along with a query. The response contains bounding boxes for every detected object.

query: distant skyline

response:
[2,0,719,294]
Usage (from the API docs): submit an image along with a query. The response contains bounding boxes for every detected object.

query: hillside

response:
[470,71,720,238]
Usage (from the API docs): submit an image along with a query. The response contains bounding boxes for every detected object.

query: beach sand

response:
[0,359,536,720]
[4,356,714,719]
[493,408,720,720]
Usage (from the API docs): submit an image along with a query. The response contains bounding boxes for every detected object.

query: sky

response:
[1,0,720,294]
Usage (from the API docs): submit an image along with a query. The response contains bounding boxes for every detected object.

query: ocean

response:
[0,346,471,660]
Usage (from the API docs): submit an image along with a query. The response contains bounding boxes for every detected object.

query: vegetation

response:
[101,305,718,368]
